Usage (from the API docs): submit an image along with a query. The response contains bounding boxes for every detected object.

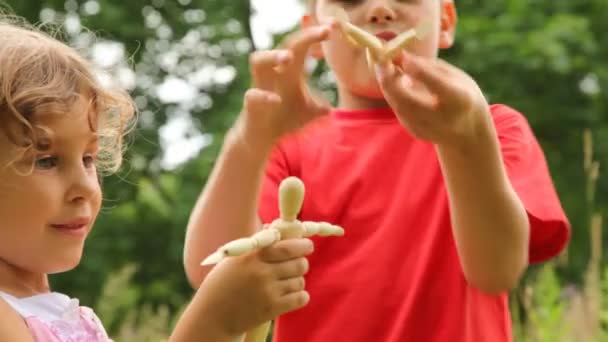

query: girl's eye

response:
[35,156,58,170]
[83,153,97,168]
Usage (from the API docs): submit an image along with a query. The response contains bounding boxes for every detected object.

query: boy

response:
[184,0,570,341]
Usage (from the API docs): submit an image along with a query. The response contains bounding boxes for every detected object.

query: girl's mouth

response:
[50,218,90,236]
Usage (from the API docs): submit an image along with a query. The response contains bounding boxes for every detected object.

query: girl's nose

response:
[65,164,99,204]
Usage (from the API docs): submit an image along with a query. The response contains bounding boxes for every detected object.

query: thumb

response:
[375,62,413,101]
[374,61,398,88]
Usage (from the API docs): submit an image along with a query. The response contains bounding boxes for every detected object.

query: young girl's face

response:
[0,96,102,275]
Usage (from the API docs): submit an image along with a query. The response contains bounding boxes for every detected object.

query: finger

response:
[259,238,314,263]
[400,52,458,99]
[282,25,332,67]
[243,88,282,115]
[392,80,439,115]
[275,290,310,314]
[277,276,306,295]
[375,60,401,88]
[249,49,294,89]
[273,257,310,279]
[375,63,438,114]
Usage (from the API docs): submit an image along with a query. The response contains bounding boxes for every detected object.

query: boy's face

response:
[307,0,457,106]
[0,96,102,276]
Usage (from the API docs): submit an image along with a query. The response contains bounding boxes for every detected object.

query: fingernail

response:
[302,291,310,304]
[308,238,315,251]
[277,51,290,63]
[402,75,413,87]
[325,19,338,28]
[374,64,386,79]
[266,93,281,103]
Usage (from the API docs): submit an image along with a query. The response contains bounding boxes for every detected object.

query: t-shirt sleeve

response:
[258,139,295,224]
[491,104,571,264]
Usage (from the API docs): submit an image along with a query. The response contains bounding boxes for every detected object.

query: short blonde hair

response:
[0,16,136,174]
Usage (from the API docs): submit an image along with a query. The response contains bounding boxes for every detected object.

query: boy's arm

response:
[183,130,268,287]
[375,54,529,294]
[435,111,529,294]
[183,25,333,287]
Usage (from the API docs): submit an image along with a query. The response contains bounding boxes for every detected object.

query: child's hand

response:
[232,24,335,152]
[199,238,314,337]
[375,51,490,146]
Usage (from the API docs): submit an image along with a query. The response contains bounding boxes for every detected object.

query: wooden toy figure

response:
[201,176,344,342]
[331,6,431,71]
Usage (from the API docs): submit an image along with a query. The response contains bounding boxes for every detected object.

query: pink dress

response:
[0,291,111,341]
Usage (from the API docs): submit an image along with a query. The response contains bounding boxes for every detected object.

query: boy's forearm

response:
[184,128,269,287]
[435,112,529,294]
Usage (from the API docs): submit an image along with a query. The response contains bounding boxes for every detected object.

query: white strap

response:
[0,291,32,318]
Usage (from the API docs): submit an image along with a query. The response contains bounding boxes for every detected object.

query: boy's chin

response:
[367,89,386,100]
[353,85,385,100]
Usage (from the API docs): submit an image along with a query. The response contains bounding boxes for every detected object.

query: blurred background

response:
[1,0,607,340]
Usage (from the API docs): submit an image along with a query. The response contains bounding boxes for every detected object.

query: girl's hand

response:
[199,238,314,336]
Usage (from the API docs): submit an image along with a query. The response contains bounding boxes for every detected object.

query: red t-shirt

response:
[258,104,570,342]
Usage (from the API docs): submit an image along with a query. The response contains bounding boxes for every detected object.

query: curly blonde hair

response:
[0,16,136,174]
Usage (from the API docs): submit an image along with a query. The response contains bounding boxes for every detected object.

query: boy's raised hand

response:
[233,24,335,152]
[198,238,314,337]
[374,51,491,146]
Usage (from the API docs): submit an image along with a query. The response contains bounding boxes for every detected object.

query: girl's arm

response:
[173,239,313,341]
[0,299,35,342]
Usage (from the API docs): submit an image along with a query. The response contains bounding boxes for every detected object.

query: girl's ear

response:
[439,1,458,49]
[302,15,324,59]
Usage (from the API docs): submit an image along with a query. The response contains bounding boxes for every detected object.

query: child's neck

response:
[337,85,390,110]
[0,259,50,297]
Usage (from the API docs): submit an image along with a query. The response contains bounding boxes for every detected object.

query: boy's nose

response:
[367,1,396,24]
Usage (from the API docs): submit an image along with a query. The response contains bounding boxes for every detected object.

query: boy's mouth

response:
[375,31,397,41]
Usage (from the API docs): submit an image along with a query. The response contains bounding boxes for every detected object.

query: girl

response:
[0,16,311,342]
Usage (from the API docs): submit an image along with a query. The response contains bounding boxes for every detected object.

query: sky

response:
[161,0,306,168]
[250,0,305,49]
